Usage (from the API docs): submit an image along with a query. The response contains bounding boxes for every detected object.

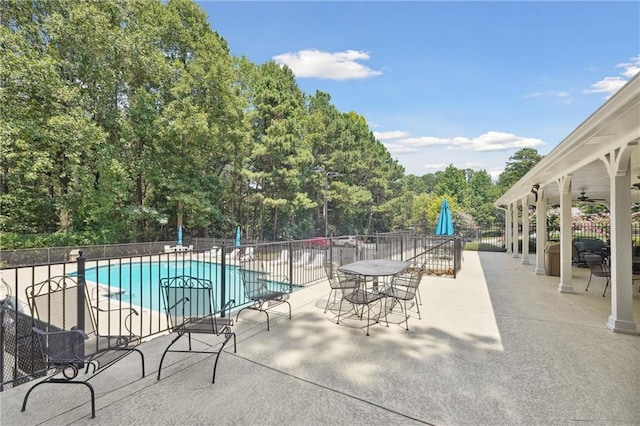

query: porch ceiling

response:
[496,73,640,208]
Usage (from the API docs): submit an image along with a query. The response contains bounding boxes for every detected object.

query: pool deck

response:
[1,251,639,425]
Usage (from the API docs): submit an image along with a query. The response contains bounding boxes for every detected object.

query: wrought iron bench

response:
[20,276,145,419]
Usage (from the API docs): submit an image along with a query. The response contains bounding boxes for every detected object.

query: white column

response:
[605,151,638,334]
[558,175,574,293]
[521,196,530,265]
[512,201,520,258]
[535,190,547,275]
[505,205,512,254]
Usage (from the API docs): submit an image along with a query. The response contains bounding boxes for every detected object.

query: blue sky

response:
[195,1,640,179]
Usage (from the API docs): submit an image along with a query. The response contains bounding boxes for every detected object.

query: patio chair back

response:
[323,262,357,313]
[26,276,95,336]
[339,254,355,266]
[336,272,387,336]
[26,276,141,356]
[162,276,217,329]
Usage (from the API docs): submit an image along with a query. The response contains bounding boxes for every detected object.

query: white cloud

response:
[585,54,640,97]
[383,143,418,154]
[523,90,572,104]
[618,55,640,78]
[488,169,503,181]
[373,130,411,140]
[421,162,503,180]
[397,131,544,152]
[272,49,382,80]
[423,163,449,170]
[584,76,628,96]
[463,162,483,168]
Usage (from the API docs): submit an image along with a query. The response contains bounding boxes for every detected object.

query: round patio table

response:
[338,259,410,278]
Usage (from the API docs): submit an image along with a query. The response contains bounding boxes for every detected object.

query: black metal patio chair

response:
[21,276,145,419]
[157,275,236,383]
[584,254,611,297]
[336,271,388,336]
[379,268,423,330]
[236,268,291,331]
[323,261,358,313]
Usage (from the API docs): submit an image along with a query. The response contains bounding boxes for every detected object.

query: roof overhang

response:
[496,73,640,208]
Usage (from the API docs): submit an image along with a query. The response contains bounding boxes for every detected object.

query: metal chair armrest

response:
[32,326,90,362]
[32,326,89,340]
[93,304,139,316]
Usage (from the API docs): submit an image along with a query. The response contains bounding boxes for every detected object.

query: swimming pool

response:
[80,261,247,313]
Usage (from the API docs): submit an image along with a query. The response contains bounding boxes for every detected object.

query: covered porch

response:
[1,251,638,425]
[497,73,640,335]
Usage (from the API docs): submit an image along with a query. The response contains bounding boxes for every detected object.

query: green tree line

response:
[0,0,541,248]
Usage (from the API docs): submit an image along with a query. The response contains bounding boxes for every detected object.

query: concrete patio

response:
[1,251,639,425]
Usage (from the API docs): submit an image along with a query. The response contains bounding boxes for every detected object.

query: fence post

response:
[76,251,86,363]
[220,244,226,317]
[288,241,294,290]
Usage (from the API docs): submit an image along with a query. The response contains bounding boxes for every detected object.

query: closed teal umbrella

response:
[177,225,183,245]
[235,226,241,247]
[435,199,454,236]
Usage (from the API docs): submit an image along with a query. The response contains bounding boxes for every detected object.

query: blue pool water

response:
[79,261,244,312]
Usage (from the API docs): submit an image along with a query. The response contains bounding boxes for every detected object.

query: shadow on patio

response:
[1,251,638,425]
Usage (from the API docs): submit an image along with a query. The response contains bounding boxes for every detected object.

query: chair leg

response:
[157,333,183,381]
[324,288,334,313]
[22,378,96,419]
[585,272,593,291]
[379,299,389,329]
[602,278,610,297]
[211,333,234,383]
[365,304,372,336]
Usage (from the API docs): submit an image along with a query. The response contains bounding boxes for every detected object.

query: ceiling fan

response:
[574,191,606,203]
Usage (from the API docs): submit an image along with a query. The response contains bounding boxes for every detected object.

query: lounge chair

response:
[236,269,291,331]
[307,252,325,269]
[273,249,289,264]
[226,248,240,261]
[157,276,236,383]
[21,276,145,419]
[294,251,311,266]
[240,247,255,261]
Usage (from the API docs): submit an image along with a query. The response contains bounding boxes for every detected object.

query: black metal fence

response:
[457,221,639,254]
[1,234,462,390]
